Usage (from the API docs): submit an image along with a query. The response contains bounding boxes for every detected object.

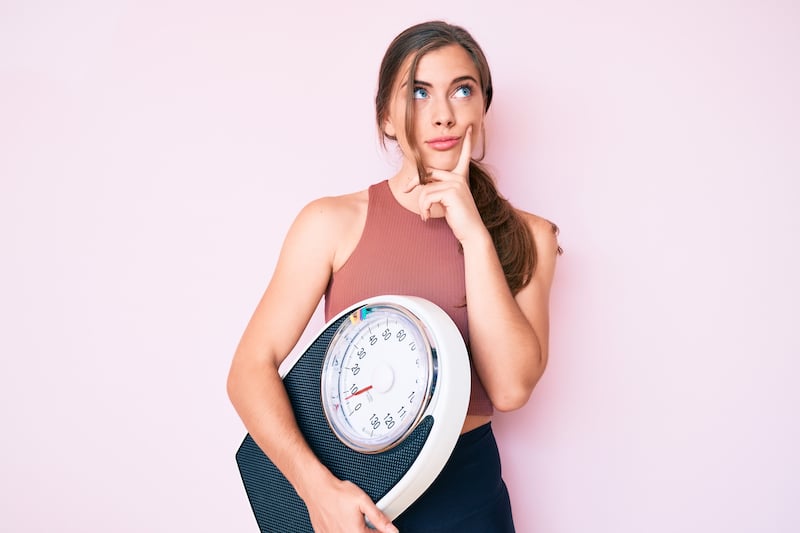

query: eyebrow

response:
[401,75,479,88]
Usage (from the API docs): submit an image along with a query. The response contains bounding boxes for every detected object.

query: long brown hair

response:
[376,20,556,294]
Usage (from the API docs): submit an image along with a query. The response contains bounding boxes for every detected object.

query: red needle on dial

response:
[344,385,373,400]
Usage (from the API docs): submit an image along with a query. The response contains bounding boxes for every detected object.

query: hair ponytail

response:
[469,161,537,294]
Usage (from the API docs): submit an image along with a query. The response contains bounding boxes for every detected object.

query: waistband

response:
[455,422,493,447]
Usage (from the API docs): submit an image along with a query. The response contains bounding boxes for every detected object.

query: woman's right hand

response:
[305,476,399,533]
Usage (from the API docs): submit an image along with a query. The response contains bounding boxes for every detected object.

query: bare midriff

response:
[462,414,492,434]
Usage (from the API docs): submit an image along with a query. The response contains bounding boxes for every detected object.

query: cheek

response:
[452,98,485,124]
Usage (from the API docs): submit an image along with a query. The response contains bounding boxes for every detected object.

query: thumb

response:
[362,503,399,533]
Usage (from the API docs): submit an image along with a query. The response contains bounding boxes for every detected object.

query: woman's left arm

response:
[414,128,560,411]
[461,214,559,411]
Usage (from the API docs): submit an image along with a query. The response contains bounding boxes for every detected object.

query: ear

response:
[383,116,396,139]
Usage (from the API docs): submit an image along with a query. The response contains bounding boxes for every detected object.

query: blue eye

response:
[413,87,429,99]
[453,85,472,98]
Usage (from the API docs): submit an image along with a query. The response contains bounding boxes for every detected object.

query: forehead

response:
[396,44,480,86]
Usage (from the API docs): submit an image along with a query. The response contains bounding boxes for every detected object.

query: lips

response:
[425,136,461,151]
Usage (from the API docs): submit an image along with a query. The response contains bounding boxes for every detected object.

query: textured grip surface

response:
[236,313,433,533]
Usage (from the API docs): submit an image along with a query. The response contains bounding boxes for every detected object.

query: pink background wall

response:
[2,1,798,531]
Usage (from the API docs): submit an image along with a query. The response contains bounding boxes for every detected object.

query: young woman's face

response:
[384,44,485,172]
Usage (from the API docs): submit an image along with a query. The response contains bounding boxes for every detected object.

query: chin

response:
[424,153,460,172]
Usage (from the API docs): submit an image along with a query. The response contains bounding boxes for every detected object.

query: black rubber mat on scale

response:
[236,312,434,533]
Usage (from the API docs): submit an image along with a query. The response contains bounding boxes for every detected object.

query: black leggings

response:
[393,423,515,532]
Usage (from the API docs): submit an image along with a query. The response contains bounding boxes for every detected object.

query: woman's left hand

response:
[403,126,487,244]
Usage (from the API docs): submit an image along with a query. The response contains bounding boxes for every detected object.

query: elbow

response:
[226,363,240,406]
[491,386,534,412]
[488,361,547,413]
[226,350,281,410]
[226,355,250,408]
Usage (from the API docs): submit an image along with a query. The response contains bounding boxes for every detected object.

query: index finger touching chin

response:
[454,125,473,176]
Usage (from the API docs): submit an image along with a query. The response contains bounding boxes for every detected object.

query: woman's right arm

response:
[226,197,398,533]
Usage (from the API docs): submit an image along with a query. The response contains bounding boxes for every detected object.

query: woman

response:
[228,20,560,532]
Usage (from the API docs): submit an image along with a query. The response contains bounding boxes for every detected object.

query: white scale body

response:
[236,295,471,529]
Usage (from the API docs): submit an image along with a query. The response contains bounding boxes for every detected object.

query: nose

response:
[432,99,455,128]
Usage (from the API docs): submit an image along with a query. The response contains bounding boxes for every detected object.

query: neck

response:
[387,172,446,219]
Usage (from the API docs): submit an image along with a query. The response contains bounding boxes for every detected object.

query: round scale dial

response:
[321,303,437,453]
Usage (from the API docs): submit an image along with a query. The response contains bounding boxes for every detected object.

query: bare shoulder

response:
[296,189,368,228]
[516,209,562,259]
[293,189,369,271]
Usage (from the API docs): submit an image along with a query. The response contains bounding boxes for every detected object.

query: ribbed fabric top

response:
[325,180,493,416]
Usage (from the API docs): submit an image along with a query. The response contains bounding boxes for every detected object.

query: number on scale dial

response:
[321,304,436,453]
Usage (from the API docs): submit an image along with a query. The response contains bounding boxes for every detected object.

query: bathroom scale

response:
[235,295,471,532]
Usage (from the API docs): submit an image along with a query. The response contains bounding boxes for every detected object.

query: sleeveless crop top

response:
[325,180,493,416]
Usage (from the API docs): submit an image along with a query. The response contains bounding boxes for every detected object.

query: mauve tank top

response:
[324,180,493,416]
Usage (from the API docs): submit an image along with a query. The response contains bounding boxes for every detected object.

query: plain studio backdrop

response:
[1,1,798,532]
